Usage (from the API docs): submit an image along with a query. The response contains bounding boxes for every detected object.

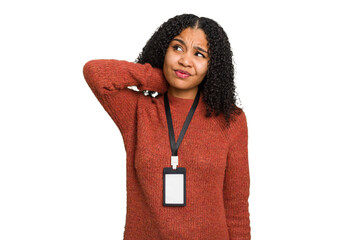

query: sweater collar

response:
[166,91,205,113]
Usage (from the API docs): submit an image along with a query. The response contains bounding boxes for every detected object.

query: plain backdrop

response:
[1,0,359,239]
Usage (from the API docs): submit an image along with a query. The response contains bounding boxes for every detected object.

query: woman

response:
[83,13,250,240]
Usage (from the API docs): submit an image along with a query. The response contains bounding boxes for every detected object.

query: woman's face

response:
[163,27,210,96]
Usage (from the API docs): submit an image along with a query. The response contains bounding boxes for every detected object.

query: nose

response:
[178,52,193,67]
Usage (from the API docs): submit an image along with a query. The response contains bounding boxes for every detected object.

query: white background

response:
[1,0,359,239]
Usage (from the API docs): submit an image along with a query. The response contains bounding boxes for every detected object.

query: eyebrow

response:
[172,38,208,54]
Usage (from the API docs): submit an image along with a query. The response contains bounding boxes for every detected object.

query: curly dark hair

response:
[134,13,243,128]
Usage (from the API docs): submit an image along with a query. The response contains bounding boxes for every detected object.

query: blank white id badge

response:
[163,167,186,207]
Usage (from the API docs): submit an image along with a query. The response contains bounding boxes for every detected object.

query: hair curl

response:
[134,13,243,128]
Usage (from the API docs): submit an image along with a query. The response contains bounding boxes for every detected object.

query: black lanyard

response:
[164,89,200,168]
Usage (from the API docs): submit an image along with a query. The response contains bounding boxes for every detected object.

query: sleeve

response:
[223,111,251,240]
[82,59,169,138]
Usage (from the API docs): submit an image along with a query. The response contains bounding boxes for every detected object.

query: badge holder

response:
[163,162,186,207]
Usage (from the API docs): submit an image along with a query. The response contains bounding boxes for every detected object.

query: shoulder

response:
[227,108,248,144]
[228,105,247,129]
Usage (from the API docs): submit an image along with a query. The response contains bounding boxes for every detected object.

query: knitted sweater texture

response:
[82,59,251,240]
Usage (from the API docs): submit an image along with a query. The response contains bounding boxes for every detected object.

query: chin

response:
[172,81,192,89]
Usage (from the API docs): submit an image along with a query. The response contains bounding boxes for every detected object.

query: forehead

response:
[173,28,208,48]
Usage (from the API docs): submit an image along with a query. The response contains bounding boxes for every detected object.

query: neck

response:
[167,86,199,100]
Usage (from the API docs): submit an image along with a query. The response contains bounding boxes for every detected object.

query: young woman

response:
[83,13,250,240]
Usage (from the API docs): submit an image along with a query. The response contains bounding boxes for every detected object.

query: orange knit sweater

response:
[82,59,251,240]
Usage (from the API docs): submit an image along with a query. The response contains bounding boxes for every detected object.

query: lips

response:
[175,70,191,79]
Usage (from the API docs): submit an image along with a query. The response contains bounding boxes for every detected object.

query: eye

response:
[172,44,183,52]
[196,52,205,58]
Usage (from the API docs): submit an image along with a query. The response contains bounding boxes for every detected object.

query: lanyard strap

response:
[164,89,201,168]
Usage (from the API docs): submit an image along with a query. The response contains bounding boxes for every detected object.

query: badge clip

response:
[171,156,178,170]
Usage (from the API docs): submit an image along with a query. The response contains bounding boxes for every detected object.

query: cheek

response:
[196,62,208,76]
[164,51,177,65]
[163,53,175,77]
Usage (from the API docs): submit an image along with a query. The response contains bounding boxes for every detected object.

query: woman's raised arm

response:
[82,59,169,138]
[83,59,169,96]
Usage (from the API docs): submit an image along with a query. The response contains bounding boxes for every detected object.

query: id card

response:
[163,167,186,207]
